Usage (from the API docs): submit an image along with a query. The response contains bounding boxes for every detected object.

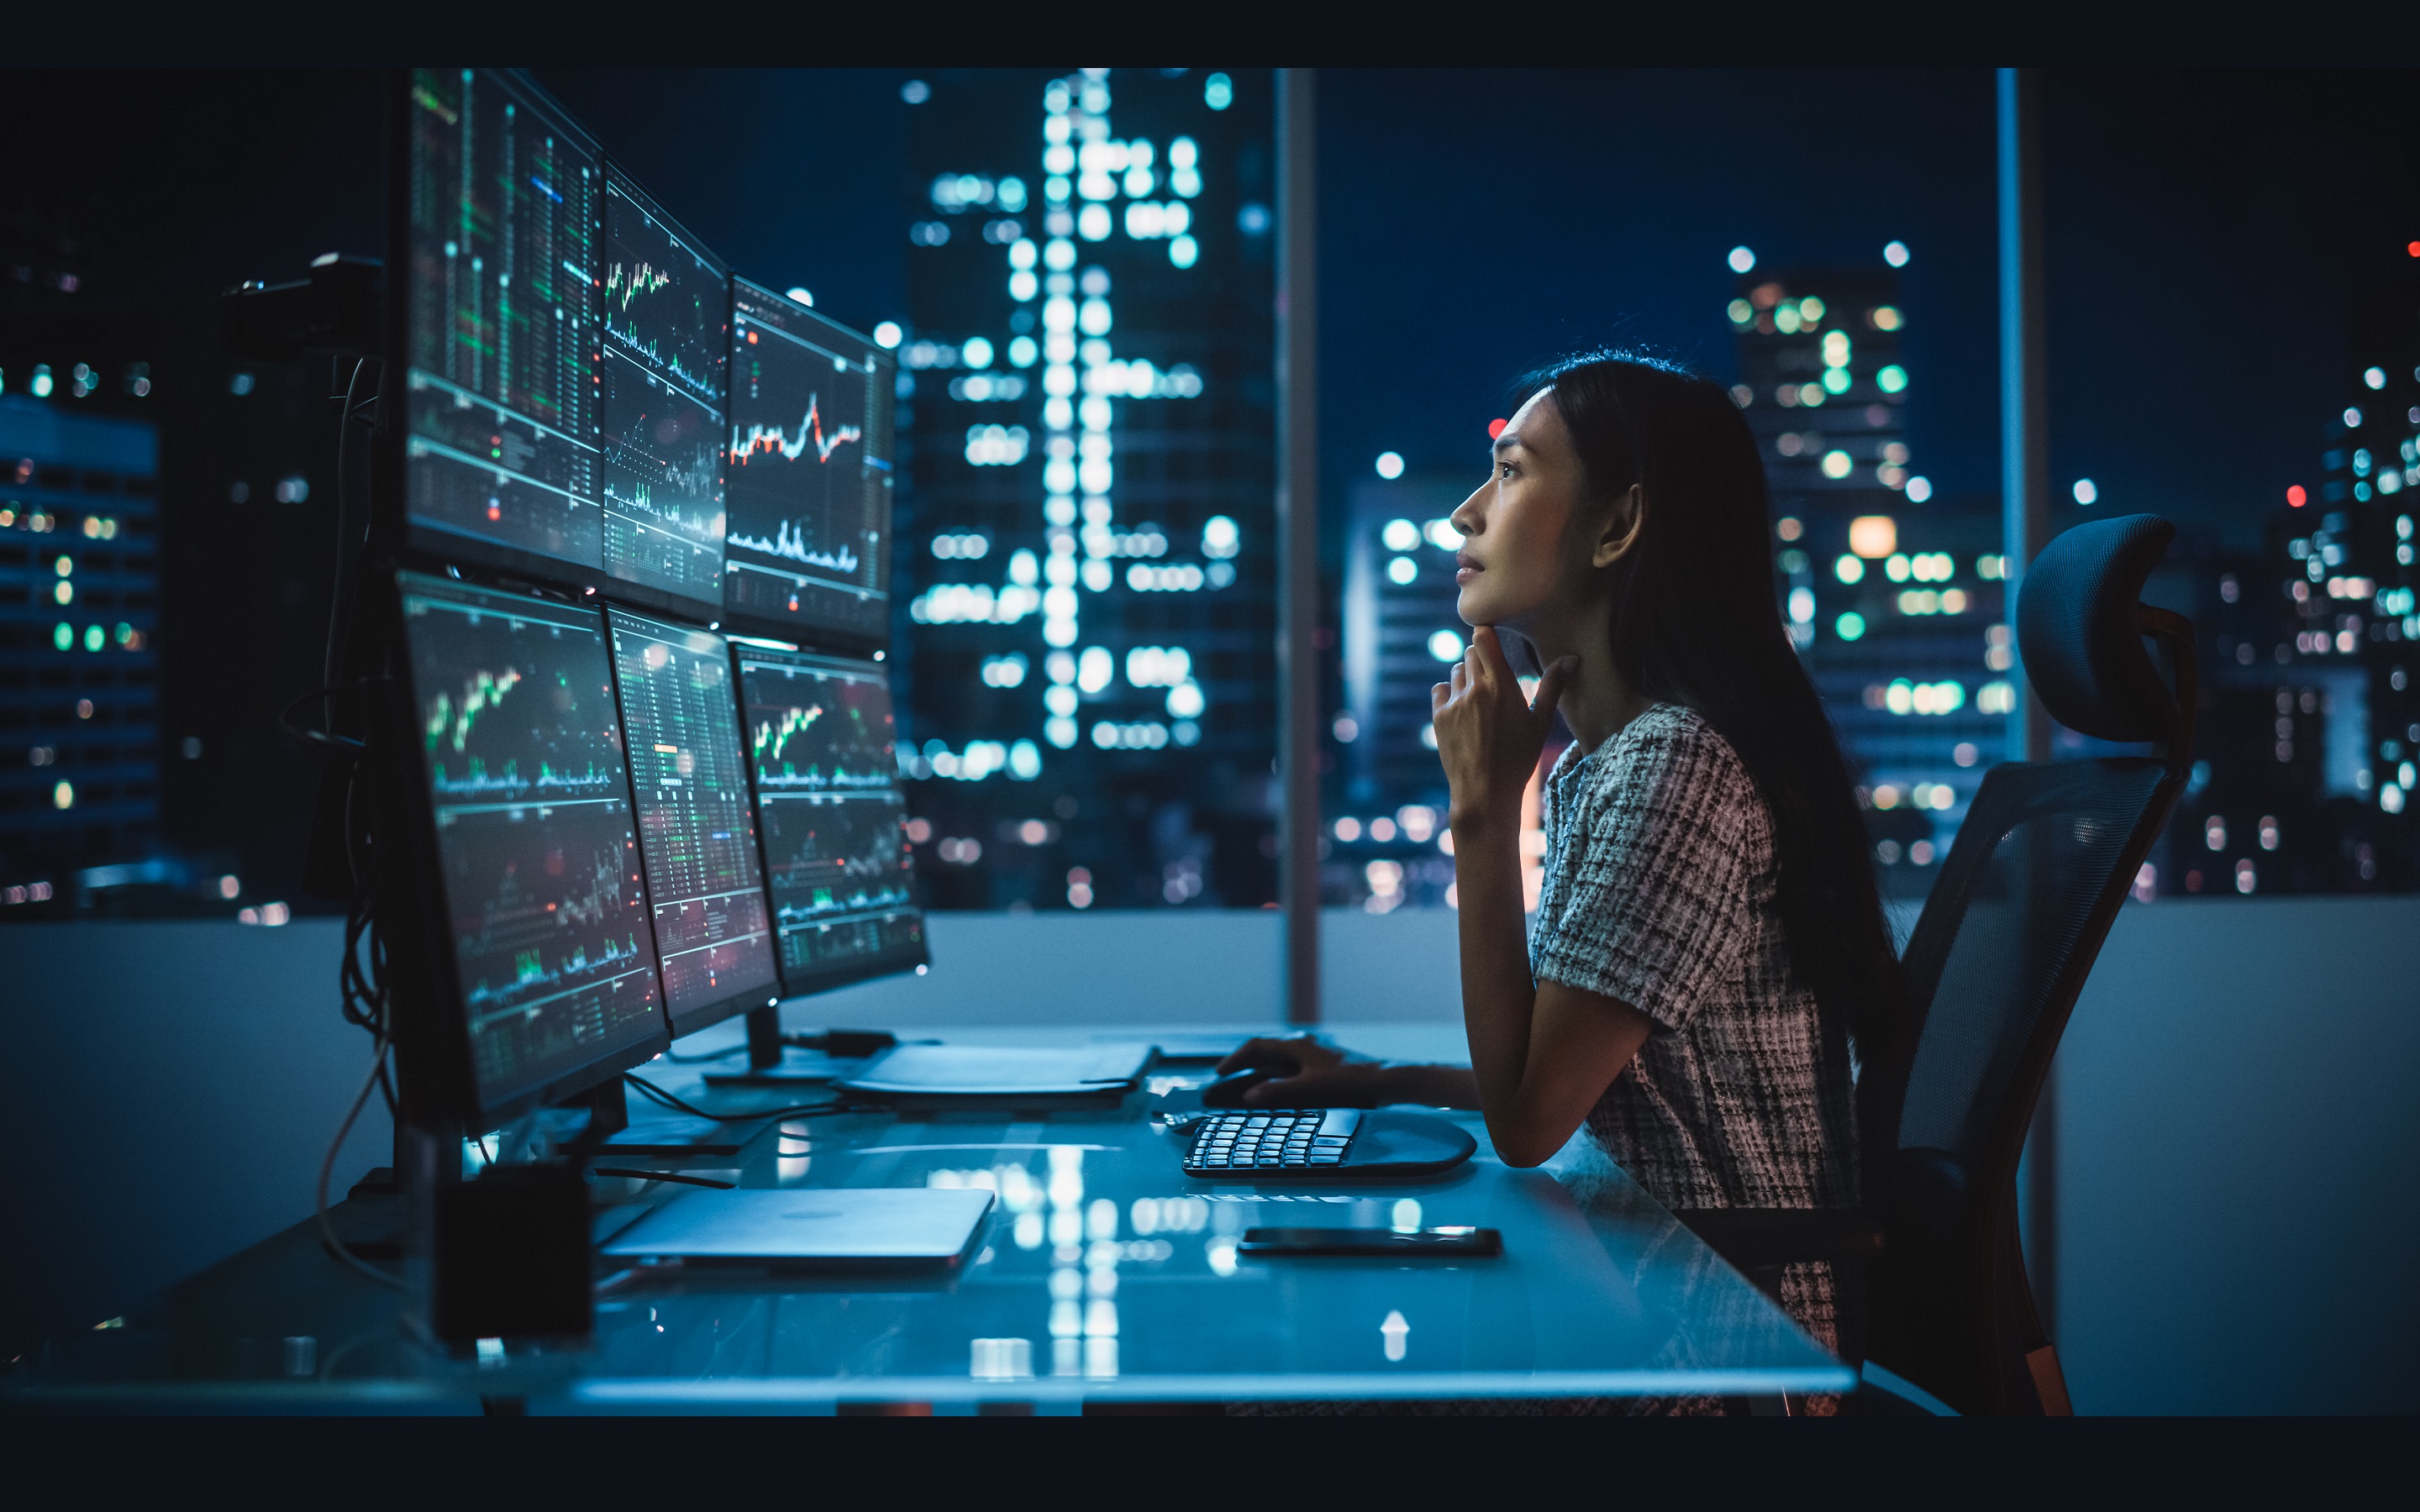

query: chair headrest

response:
[2014,514,2179,744]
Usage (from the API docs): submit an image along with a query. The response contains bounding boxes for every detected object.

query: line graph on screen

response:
[724,321,878,595]
[760,792,914,923]
[733,391,863,466]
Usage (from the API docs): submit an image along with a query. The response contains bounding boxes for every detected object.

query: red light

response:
[2286,485,2307,507]
[1486,417,1507,439]
[2408,240,2420,257]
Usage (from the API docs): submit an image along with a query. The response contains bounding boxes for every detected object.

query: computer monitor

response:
[597,169,730,614]
[603,606,781,1038]
[396,68,607,588]
[391,572,666,1123]
[733,642,929,995]
[722,279,895,648]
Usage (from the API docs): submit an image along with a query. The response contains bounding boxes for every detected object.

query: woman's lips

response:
[1455,551,1481,584]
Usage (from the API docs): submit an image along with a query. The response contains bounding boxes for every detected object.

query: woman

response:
[1220,351,1906,1364]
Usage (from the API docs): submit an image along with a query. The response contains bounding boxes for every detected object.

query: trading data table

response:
[606,608,776,1026]
[723,280,893,645]
[599,171,729,611]
[398,575,662,1104]
[737,644,925,990]
[402,67,605,577]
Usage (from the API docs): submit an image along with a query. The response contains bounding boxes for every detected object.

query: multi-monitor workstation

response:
[376,67,923,1131]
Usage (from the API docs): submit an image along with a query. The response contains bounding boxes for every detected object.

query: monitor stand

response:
[701,1007,891,1089]
[594,1074,749,1158]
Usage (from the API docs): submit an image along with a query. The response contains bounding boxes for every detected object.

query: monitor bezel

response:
[375,568,672,1128]
[729,638,932,1000]
[719,276,897,652]
[599,601,784,1043]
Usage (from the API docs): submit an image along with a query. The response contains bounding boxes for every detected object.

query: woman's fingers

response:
[1471,625,1514,682]
[1214,1036,1307,1075]
[1530,654,1579,720]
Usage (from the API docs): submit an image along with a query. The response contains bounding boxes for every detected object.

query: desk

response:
[3,1026,1851,1413]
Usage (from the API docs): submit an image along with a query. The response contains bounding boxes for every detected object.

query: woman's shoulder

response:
[1578,704,1757,811]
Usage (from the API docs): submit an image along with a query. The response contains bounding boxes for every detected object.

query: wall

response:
[4,899,2413,1410]
[2049,897,2420,1414]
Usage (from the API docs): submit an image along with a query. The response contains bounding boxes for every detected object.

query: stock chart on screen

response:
[398,574,663,1107]
[606,608,777,1032]
[723,280,894,645]
[736,644,926,990]
[402,68,605,579]
[599,170,729,610]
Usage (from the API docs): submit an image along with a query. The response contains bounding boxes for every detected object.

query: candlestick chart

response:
[721,279,892,643]
[601,173,728,408]
[599,170,729,609]
[745,659,897,792]
[399,574,662,1106]
[736,643,926,988]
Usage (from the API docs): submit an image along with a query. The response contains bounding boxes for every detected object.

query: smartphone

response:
[1237,1226,1502,1257]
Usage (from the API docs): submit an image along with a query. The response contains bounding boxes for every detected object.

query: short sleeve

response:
[1530,714,1762,1034]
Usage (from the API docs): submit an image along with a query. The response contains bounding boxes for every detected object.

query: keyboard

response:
[1184,1109,1363,1173]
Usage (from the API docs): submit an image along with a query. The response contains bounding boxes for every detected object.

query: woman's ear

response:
[1592,483,1647,570]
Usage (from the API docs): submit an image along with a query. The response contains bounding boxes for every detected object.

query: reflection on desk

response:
[4,1049,1850,1413]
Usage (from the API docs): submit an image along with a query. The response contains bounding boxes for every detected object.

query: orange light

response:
[2287,485,2307,507]
[1848,516,1898,559]
[1486,417,1507,439]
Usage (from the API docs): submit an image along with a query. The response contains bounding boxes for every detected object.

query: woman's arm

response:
[1439,630,1656,1167]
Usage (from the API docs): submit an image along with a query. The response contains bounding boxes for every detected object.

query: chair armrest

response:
[1672,1208,1886,1270]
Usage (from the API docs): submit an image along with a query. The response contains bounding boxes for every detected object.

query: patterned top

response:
[1532,703,1859,1215]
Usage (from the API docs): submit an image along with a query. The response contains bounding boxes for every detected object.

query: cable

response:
[659,1044,750,1064]
[621,1074,867,1124]
[589,1168,736,1190]
[316,1034,404,1291]
[327,357,365,696]
[325,358,382,696]
[278,684,369,756]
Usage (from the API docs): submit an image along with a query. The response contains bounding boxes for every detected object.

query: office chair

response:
[1680,513,2196,1416]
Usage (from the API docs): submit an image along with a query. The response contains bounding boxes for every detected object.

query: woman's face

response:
[1448,388,1605,633]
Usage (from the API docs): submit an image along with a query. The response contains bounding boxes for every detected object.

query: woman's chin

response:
[1455,586,1518,630]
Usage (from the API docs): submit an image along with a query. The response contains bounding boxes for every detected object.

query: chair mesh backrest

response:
[1892,758,2175,1173]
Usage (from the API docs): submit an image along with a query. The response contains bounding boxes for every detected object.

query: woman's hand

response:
[1433,627,1576,830]
[1212,1036,1397,1108]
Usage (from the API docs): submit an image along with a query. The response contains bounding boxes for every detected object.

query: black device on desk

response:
[1240,1226,1502,1257]
[1182,1108,1478,1179]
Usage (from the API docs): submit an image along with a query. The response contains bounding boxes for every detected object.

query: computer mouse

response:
[1200,1067,1278,1108]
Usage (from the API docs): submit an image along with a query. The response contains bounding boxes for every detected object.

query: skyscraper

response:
[2144,278,2417,897]
[892,69,1279,911]
[1334,471,1466,911]
[1735,265,2009,895]
[0,394,162,910]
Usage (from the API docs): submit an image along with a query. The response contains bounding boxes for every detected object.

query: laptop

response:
[600,1188,995,1266]
[837,1042,1155,1100]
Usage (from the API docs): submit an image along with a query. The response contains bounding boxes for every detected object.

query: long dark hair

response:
[1519,350,1910,1065]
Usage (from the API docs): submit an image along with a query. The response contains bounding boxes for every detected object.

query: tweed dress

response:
[1532,702,1860,1359]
